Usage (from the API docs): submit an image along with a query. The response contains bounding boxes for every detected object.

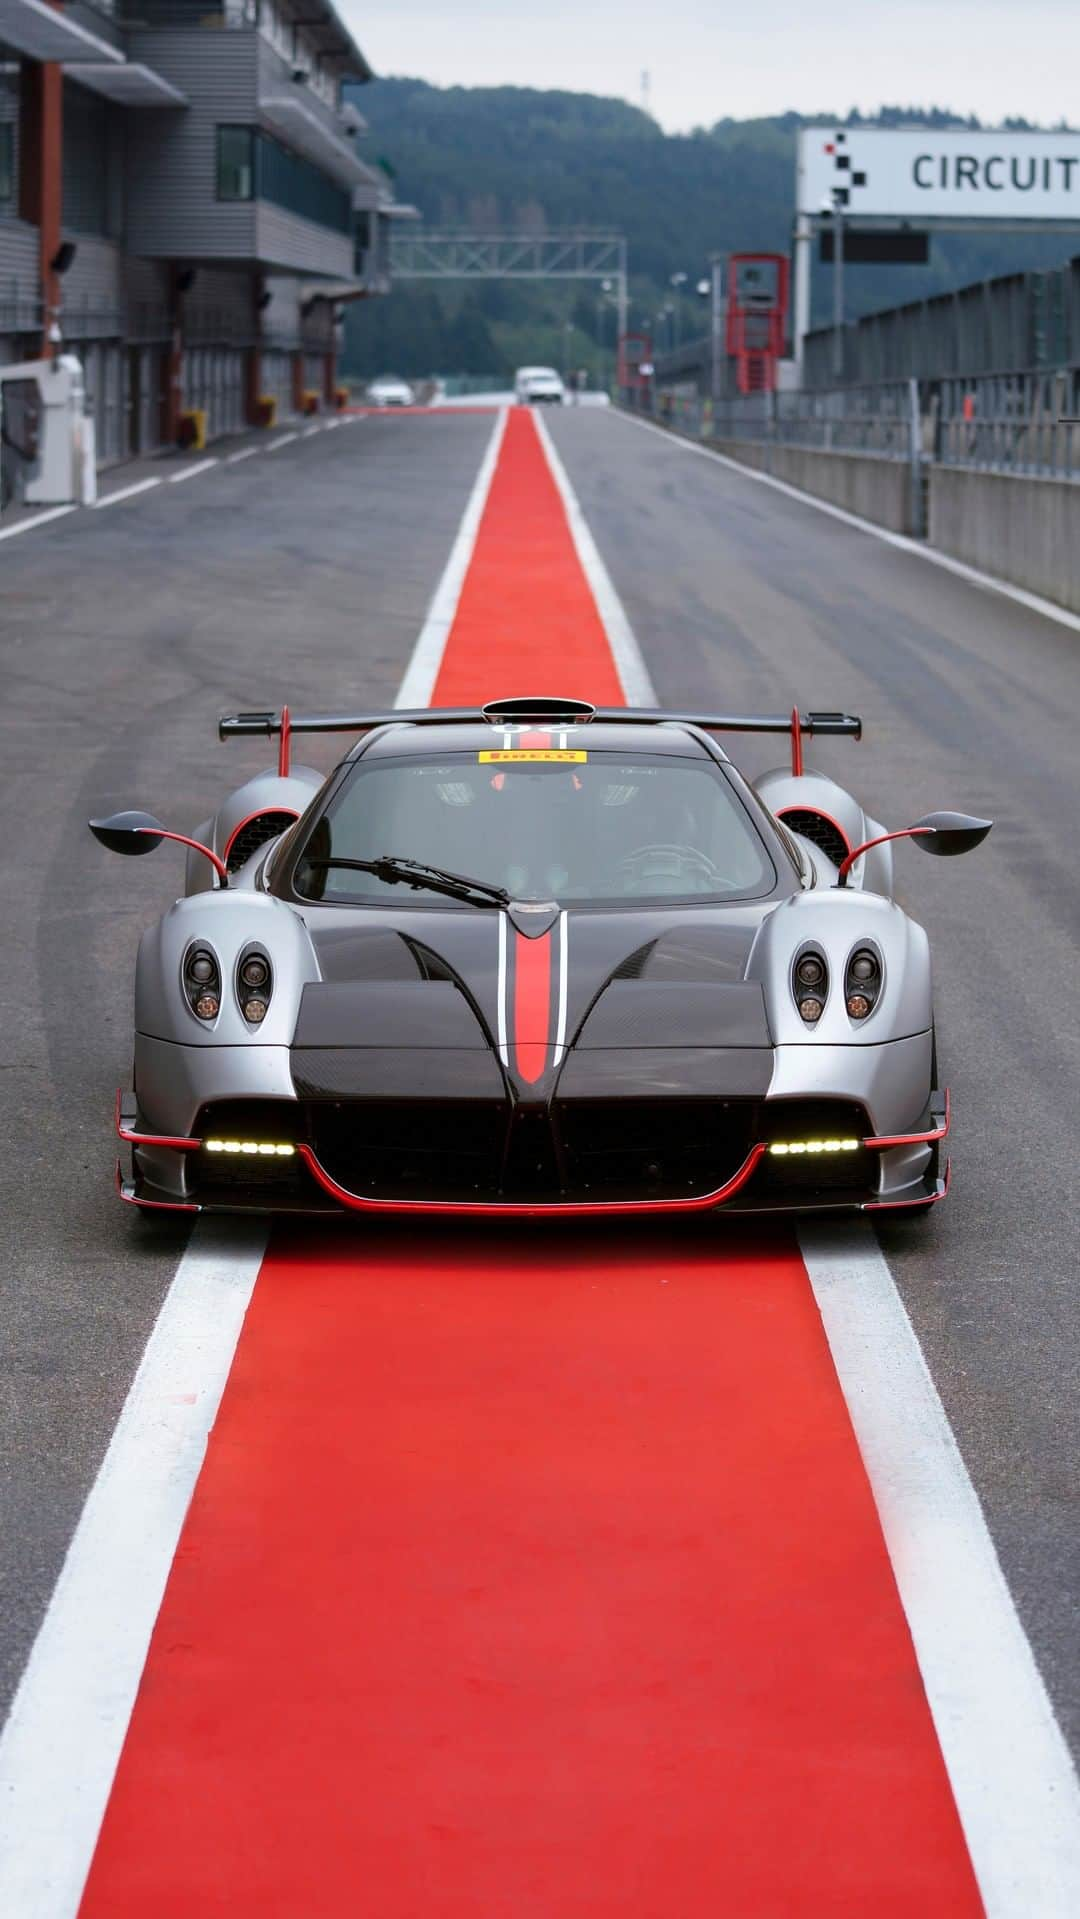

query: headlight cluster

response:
[793,948,827,1024]
[184,946,221,1022]
[237,949,273,1024]
[845,947,882,1020]
[182,944,273,1026]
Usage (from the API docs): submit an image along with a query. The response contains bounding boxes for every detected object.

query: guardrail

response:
[642,365,1080,484]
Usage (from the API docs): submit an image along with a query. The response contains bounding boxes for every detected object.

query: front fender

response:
[135,890,320,1049]
[748,889,932,1047]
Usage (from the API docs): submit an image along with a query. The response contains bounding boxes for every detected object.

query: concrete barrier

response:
[710,439,915,535]
[929,465,1080,614]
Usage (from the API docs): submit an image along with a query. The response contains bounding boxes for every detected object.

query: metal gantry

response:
[387,231,628,339]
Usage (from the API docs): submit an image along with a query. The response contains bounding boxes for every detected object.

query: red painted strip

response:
[80,397,981,1919]
[513,927,551,1084]
[79,1229,981,1917]
[430,409,625,707]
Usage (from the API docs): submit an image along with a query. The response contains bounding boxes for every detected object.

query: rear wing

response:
[220,704,861,779]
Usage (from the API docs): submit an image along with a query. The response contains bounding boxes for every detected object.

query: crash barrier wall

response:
[708,437,916,535]
[629,378,1080,612]
[929,466,1080,614]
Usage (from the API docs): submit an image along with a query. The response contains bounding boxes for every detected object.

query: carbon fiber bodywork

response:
[110,713,958,1217]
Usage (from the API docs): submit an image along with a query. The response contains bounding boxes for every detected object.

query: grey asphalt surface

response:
[1,404,1078,1776]
[548,407,1080,1751]
[0,410,495,1715]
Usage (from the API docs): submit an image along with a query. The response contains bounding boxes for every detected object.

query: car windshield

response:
[290,751,777,905]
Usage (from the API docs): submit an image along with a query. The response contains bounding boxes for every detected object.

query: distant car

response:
[514,366,566,406]
[366,375,414,407]
[91,694,991,1220]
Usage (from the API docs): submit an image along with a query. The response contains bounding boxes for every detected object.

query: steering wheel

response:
[615,843,727,889]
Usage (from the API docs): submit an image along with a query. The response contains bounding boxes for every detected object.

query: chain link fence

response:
[639,366,1080,483]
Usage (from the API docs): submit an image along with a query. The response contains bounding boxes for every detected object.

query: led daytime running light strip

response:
[768,1138,860,1156]
[203,1139,296,1157]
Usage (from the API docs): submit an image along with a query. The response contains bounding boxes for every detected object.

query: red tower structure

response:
[725,254,789,394]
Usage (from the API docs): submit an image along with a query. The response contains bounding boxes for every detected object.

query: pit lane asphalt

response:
[2,404,1078,1778]
[546,407,1080,1757]
[0,412,495,1716]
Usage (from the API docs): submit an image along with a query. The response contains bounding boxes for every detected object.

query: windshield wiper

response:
[302,853,511,907]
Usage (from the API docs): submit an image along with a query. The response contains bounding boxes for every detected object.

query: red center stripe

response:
[513,928,552,1084]
[77,406,982,1918]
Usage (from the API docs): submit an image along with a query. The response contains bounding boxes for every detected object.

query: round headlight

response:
[194,992,220,1020]
[796,954,825,988]
[850,952,877,982]
[243,997,268,1024]
[240,955,269,988]
[187,951,215,984]
[798,996,824,1023]
[847,993,871,1020]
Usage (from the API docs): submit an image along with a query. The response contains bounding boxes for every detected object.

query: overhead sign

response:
[798,127,1080,221]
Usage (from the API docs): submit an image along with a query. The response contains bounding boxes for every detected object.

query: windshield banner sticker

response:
[478,749,588,763]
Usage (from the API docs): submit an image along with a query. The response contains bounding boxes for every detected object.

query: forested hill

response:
[343,80,1075,378]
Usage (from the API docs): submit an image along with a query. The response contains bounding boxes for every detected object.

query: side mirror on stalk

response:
[836,811,992,887]
[88,811,229,885]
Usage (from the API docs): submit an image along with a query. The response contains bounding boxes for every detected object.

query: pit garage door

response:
[183,347,245,441]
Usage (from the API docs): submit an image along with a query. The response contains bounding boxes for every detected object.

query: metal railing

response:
[640,365,1080,483]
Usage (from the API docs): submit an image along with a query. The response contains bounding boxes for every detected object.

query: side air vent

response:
[777,808,850,871]
[224,809,298,874]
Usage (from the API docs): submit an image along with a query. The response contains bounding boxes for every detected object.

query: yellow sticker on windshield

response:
[478,749,588,763]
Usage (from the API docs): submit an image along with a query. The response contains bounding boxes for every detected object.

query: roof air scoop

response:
[481,696,597,726]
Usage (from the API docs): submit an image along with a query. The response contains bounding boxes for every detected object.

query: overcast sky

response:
[350,1,1076,133]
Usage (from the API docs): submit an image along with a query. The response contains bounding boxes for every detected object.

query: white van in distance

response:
[514,366,566,406]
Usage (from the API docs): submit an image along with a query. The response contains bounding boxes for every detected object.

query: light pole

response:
[669,270,688,350]
[827,189,846,381]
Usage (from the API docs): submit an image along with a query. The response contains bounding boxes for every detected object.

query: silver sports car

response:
[90,696,990,1218]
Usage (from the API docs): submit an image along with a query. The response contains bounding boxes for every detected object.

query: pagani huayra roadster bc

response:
[90,697,990,1219]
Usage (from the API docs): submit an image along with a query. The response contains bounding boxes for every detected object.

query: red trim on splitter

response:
[295,1141,769,1216]
[221,805,300,868]
[865,1088,951,1151]
[115,1088,201,1151]
[513,928,552,1084]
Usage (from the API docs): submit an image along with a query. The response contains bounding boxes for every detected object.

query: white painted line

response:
[265,432,299,452]
[0,504,77,541]
[225,444,260,465]
[534,410,656,704]
[301,423,321,438]
[168,457,217,485]
[394,406,509,708]
[92,477,162,509]
[800,1221,1080,1918]
[0,1222,267,1919]
[323,417,342,431]
[615,408,1080,638]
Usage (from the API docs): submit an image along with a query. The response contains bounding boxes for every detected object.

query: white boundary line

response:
[225,444,260,465]
[534,411,657,702]
[265,431,299,453]
[169,457,218,485]
[92,477,161,509]
[394,405,508,708]
[615,408,1080,638]
[0,1223,267,1918]
[800,1222,1080,1916]
[0,505,77,541]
